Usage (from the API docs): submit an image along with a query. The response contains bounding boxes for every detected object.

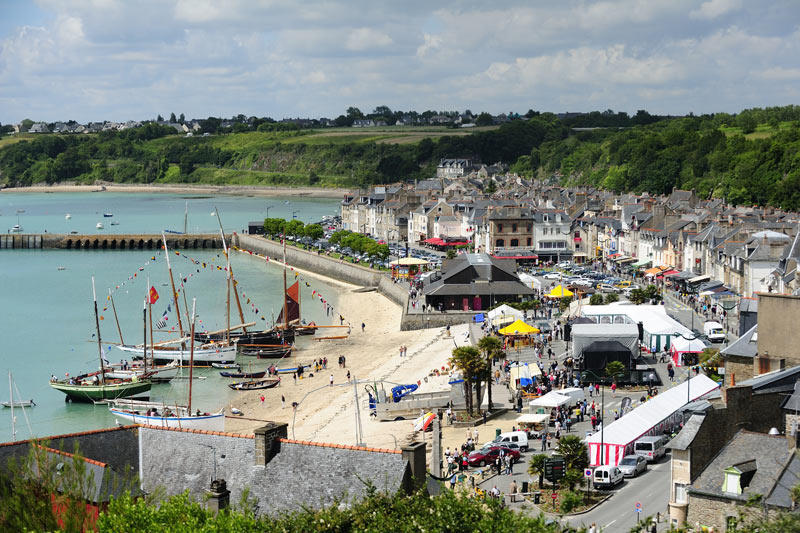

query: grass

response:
[719,121,793,140]
[158,166,357,188]
[0,133,37,148]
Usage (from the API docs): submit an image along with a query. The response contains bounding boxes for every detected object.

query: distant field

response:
[0,134,36,148]
[719,121,792,140]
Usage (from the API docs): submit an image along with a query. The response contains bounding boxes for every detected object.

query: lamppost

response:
[582,369,607,466]
[265,205,273,219]
[292,210,299,220]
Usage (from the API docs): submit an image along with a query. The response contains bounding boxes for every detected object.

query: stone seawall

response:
[0,233,226,250]
[234,234,474,332]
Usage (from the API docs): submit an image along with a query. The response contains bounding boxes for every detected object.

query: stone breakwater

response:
[0,233,228,250]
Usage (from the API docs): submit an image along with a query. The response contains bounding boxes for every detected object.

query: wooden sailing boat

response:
[49,277,153,403]
[115,236,236,365]
[109,298,225,430]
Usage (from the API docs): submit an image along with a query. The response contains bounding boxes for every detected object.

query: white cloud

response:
[345,28,392,51]
[690,0,743,20]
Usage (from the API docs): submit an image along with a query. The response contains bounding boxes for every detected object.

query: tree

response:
[449,346,486,416]
[589,293,604,305]
[477,335,503,411]
[604,292,619,304]
[559,295,573,312]
[559,490,583,514]
[556,435,589,473]
[303,223,324,240]
[475,112,494,127]
[156,114,164,122]
[528,453,548,488]
[263,217,286,237]
[346,107,363,120]
[169,112,177,123]
[284,219,305,237]
[446,249,456,259]
[178,113,185,124]
[605,361,626,383]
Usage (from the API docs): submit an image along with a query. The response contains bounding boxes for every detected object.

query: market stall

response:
[670,336,707,367]
[390,257,430,280]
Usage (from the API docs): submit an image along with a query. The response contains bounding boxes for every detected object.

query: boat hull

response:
[109,409,225,431]
[228,378,280,391]
[116,344,236,366]
[49,380,152,402]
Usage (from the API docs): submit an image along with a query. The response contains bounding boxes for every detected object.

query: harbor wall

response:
[0,233,227,250]
[234,234,473,331]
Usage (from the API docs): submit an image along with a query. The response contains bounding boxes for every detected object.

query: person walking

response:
[361,322,365,333]
[329,374,334,386]
[281,395,286,409]
[509,479,518,503]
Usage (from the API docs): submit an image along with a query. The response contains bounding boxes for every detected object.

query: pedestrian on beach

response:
[260,395,265,405]
[346,370,351,382]
[281,395,285,409]
[329,374,334,386]
[293,373,297,385]
[361,322,365,333]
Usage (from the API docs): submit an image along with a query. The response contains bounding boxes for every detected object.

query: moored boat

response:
[108,399,225,431]
[237,343,293,359]
[1,399,35,408]
[115,343,236,366]
[219,370,266,379]
[228,377,280,391]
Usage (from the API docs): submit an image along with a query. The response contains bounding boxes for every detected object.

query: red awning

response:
[607,252,620,258]
[423,237,444,245]
[661,269,680,277]
[443,241,470,246]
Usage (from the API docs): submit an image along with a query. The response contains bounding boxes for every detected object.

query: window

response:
[527,224,532,232]
[674,483,688,503]
[496,239,505,247]
[510,239,519,247]
[512,223,518,232]
[759,356,770,374]
[527,238,532,246]
[498,223,504,232]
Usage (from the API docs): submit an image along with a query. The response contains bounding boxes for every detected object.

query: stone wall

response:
[400,310,475,331]
[686,492,773,531]
[724,355,755,385]
[757,293,800,365]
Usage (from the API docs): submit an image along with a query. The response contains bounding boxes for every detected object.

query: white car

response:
[543,272,561,280]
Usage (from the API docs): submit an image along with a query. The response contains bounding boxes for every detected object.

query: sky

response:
[1,0,799,124]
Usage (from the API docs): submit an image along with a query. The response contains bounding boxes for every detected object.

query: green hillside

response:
[3,106,800,210]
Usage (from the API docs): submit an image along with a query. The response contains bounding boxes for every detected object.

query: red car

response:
[467,446,521,467]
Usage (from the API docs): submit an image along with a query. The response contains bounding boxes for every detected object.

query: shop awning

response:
[607,252,621,258]
[390,257,430,266]
[548,284,574,298]
[689,274,711,283]
[499,320,540,335]
[618,257,636,264]
[632,259,652,268]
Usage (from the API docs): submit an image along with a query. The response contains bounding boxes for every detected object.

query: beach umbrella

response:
[413,412,436,432]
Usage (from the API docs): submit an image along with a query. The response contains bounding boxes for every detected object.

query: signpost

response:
[551,492,558,510]
[544,456,566,484]
[635,501,642,523]
[584,468,593,502]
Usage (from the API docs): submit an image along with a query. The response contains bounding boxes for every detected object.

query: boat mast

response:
[142,293,148,372]
[161,233,186,348]
[147,276,154,366]
[184,201,188,235]
[9,371,15,441]
[215,210,247,332]
[188,298,196,415]
[226,252,231,346]
[91,277,105,384]
[109,288,124,345]
[283,232,288,331]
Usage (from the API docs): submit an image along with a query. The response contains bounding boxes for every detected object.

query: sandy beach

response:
[1,183,348,199]
[224,249,472,450]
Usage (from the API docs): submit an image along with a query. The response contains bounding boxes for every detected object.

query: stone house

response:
[532,209,572,263]
[0,423,428,517]
[487,206,534,253]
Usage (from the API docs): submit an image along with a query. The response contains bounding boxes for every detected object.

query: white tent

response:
[518,272,542,290]
[529,392,571,409]
[670,336,708,367]
[580,303,693,352]
[516,413,550,424]
[488,304,524,326]
[508,362,542,392]
[571,323,640,359]
[585,374,720,466]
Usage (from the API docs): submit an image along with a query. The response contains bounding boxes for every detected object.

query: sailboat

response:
[10,213,22,232]
[109,298,225,430]
[193,211,295,352]
[115,236,236,366]
[49,277,153,403]
[2,372,35,408]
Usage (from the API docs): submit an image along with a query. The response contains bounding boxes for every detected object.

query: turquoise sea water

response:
[0,192,341,443]
[0,191,340,235]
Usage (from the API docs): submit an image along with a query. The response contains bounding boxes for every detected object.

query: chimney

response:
[723,385,753,432]
[206,478,230,514]
[254,422,288,466]
[401,441,428,493]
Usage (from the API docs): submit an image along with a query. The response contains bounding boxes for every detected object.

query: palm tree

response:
[477,335,502,411]
[528,453,548,488]
[556,435,589,472]
[450,346,486,416]
[605,361,626,383]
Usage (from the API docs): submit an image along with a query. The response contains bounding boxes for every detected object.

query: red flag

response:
[148,286,159,305]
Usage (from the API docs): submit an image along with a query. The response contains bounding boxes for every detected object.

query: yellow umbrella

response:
[548,284,573,298]
[499,319,540,335]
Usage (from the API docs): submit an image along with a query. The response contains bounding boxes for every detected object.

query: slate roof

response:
[667,413,707,451]
[138,426,409,515]
[781,380,800,413]
[689,430,795,505]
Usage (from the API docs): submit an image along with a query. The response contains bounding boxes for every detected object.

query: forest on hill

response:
[2,105,800,210]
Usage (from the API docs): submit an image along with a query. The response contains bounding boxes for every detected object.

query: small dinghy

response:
[1,399,35,408]
[228,377,280,391]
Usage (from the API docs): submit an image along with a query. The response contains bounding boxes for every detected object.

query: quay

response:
[0,233,229,250]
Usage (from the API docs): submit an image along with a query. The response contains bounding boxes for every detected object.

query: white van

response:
[633,435,669,462]
[592,465,623,489]
[488,431,529,452]
[703,321,726,343]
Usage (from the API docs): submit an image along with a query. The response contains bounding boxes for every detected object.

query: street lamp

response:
[582,369,607,466]
[292,210,299,220]
[265,205,273,219]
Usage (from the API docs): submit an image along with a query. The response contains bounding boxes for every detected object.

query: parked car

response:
[467,445,521,467]
[597,283,617,292]
[592,465,624,489]
[617,455,647,477]
[543,272,561,280]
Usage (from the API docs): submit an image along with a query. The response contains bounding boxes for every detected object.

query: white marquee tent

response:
[585,374,719,466]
